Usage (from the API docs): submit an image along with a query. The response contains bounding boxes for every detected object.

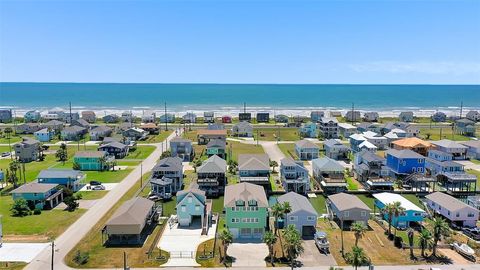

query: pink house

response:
[426,192,479,228]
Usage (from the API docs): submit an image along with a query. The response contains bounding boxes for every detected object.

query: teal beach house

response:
[224,182,269,239]
[176,188,212,233]
[73,151,113,171]
[373,192,425,229]
[11,182,63,209]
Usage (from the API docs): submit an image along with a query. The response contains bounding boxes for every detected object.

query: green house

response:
[11,182,63,209]
[73,151,113,171]
[224,182,269,239]
[206,138,226,159]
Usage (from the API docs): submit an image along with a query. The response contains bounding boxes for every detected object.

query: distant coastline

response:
[0,82,479,117]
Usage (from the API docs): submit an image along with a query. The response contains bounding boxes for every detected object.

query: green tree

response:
[270,160,278,173]
[282,201,292,226]
[283,225,304,270]
[8,160,20,187]
[271,203,284,235]
[391,201,405,238]
[37,144,45,161]
[10,198,31,217]
[192,158,202,173]
[345,246,370,270]
[64,193,82,212]
[160,150,171,159]
[351,222,367,247]
[418,228,433,258]
[56,143,68,164]
[218,229,233,264]
[227,159,238,174]
[430,217,450,257]
[383,202,396,237]
[263,231,277,265]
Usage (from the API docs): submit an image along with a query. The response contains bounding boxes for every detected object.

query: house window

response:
[456,213,460,217]
[195,206,200,211]
[289,216,298,222]
[188,197,192,203]
[181,206,186,212]
[344,211,350,218]
[418,159,423,163]
[231,218,236,223]
[468,213,475,217]
[447,211,450,216]
[361,211,366,217]
[307,216,316,221]
[412,167,416,173]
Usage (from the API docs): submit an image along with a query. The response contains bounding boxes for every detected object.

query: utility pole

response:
[351,102,355,125]
[123,251,128,270]
[164,102,168,131]
[460,101,463,118]
[140,163,143,188]
[69,102,72,124]
[51,241,55,270]
[256,130,259,146]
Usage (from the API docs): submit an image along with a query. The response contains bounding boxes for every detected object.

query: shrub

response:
[10,198,31,217]
[394,236,403,248]
[73,250,89,265]
[33,208,42,215]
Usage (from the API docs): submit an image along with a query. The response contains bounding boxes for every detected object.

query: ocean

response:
[0,83,479,117]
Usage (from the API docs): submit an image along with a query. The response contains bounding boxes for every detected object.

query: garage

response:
[302,225,316,239]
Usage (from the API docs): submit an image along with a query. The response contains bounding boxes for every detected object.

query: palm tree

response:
[383,203,396,237]
[8,160,20,187]
[192,158,202,172]
[263,231,277,265]
[407,228,415,258]
[227,159,237,174]
[351,222,367,247]
[283,225,304,270]
[345,246,370,270]
[218,229,233,264]
[272,203,284,235]
[418,228,433,258]
[430,217,450,257]
[282,201,292,226]
[391,201,405,238]
[270,160,278,173]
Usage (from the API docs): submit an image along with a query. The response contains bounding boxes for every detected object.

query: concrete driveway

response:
[0,243,50,263]
[228,242,269,267]
[158,219,217,267]
[298,239,336,267]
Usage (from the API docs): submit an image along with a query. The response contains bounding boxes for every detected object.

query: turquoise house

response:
[373,192,425,229]
[34,128,55,142]
[11,182,63,209]
[73,151,113,171]
[176,188,212,231]
[299,122,318,138]
[37,169,86,192]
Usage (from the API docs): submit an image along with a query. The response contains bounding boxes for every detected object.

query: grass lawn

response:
[77,190,108,200]
[54,161,134,184]
[277,143,296,158]
[182,130,198,141]
[0,262,27,270]
[229,141,265,162]
[125,145,155,160]
[356,194,375,209]
[66,174,168,268]
[309,195,327,214]
[143,130,173,143]
[470,159,480,165]
[346,176,359,190]
[253,127,300,141]
[467,169,480,190]
[0,135,22,144]
[183,170,196,189]
[419,127,472,141]
[0,195,86,242]
[211,196,224,214]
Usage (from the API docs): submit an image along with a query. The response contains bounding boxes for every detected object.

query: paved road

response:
[261,141,286,163]
[25,129,180,270]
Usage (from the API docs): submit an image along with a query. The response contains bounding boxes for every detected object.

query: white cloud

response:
[348,61,480,75]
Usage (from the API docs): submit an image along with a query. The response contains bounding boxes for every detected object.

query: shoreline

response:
[0,105,475,118]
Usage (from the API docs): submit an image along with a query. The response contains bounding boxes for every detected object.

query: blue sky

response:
[0,0,479,84]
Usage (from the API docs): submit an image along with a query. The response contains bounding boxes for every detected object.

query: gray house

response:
[89,126,113,141]
[275,114,289,123]
[98,141,129,159]
[81,111,96,123]
[280,158,310,194]
[103,197,157,245]
[461,140,480,159]
[345,111,361,122]
[319,117,339,139]
[295,139,320,160]
[324,139,350,160]
[466,110,480,122]
[277,192,317,237]
[14,138,40,162]
[197,155,227,197]
[42,120,64,133]
[204,111,215,123]
[399,111,414,122]
[426,192,479,228]
[327,193,371,227]
[0,109,12,123]
[432,111,447,122]
[310,111,325,122]
[71,119,90,129]
[353,150,393,190]
[363,112,379,122]
[170,137,195,162]
[232,121,253,137]
[16,123,42,134]
[103,114,119,123]
[123,127,148,141]
[456,118,476,137]
[151,157,184,194]
[238,154,270,187]
[312,157,346,193]
[61,126,87,141]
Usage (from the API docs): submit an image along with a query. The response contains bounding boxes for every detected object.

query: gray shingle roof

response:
[170,137,192,143]
[198,155,227,174]
[99,141,128,150]
[105,197,154,231]
[295,139,320,149]
[277,192,316,215]
[37,169,84,179]
[153,157,183,172]
[432,139,468,149]
[74,151,106,158]
[426,192,477,213]
[238,154,270,171]
[328,193,370,211]
[312,157,344,172]
[224,182,268,208]
[11,182,58,194]
[206,138,226,149]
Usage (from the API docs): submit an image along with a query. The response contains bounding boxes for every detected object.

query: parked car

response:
[90,180,102,186]
[91,185,105,190]
[1,152,11,157]
[314,231,330,254]
[148,195,160,201]
[463,228,480,241]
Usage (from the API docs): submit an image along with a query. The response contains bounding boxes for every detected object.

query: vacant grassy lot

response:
[419,127,472,141]
[317,219,423,266]
[229,141,265,161]
[125,145,156,160]
[308,195,327,214]
[278,143,296,158]
[77,190,108,200]
[253,127,299,141]
[143,130,173,143]
[0,195,85,242]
